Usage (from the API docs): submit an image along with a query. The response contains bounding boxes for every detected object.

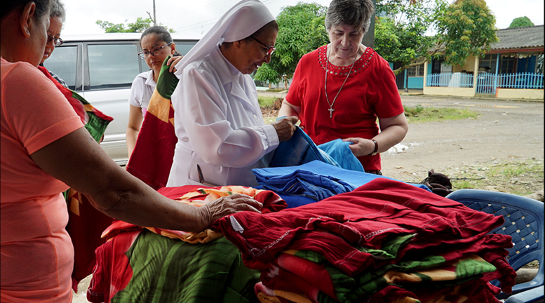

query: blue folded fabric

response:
[253,160,431,207]
[318,139,364,172]
[269,126,340,168]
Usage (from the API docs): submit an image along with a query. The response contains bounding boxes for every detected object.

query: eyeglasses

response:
[47,34,63,47]
[138,42,172,59]
[249,36,275,56]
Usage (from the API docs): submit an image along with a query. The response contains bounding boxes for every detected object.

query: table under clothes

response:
[80,162,515,303]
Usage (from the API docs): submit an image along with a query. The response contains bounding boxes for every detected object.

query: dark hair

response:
[249,20,279,39]
[325,0,375,34]
[1,0,51,21]
[140,25,173,46]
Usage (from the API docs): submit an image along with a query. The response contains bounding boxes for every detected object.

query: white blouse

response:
[167,46,279,187]
[128,70,156,114]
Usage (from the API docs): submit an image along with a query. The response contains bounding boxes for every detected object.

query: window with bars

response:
[479,54,497,74]
[407,64,424,77]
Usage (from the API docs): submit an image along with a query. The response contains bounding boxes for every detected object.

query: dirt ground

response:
[381,95,544,190]
[261,91,544,195]
[72,92,544,303]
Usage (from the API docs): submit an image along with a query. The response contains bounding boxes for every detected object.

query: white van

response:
[43,33,199,165]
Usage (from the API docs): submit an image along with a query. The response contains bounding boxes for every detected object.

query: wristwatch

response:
[367,139,378,156]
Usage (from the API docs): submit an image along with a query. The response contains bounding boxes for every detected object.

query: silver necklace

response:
[324,47,357,118]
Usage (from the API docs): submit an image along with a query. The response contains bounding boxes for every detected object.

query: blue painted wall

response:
[408,77,424,89]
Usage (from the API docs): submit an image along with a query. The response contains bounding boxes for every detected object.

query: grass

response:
[259,101,481,125]
[449,159,544,196]
[258,96,278,108]
[403,104,479,123]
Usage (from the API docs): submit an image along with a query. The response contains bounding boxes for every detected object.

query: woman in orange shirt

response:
[0,1,262,302]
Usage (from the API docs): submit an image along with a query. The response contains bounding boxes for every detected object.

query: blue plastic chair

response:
[446,189,544,301]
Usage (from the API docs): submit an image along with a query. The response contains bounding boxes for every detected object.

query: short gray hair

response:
[50,0,65,24]
[325,0,375,34]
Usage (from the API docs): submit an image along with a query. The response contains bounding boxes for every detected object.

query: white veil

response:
[173,0,275,77]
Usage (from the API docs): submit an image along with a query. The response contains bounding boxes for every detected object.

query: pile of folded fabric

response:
[212,178,516,303]
[87,185,287,303]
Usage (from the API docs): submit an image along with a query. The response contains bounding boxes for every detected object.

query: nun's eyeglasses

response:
[249,36,275,56]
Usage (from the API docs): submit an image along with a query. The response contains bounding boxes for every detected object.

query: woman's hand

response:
[272,116,298,141]
[343,137,376,157]
[167,56,183,73]
[199,194,263,227]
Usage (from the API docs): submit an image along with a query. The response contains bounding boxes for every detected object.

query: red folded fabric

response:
[212,179,509,277]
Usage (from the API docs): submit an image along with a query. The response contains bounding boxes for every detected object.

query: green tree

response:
[435,0,498,66]
[508,16,535,28]
[96,17,175,33]
[254,2,328,85]
[374,0,448,75]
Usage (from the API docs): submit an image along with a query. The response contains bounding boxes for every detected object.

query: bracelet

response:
[367,139,378,156]
[276,116,287,121]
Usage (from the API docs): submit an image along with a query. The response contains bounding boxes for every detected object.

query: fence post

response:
[494,54,500,95]
[473,56,479,95]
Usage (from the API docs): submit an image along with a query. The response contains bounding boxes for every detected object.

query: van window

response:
[42,45,77,90]
[88,44,140,90]
[173,41,197,56]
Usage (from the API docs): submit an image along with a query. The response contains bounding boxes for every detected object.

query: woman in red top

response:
[278,0,408,174]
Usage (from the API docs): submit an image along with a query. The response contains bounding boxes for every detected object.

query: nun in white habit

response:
[167,0,297,187]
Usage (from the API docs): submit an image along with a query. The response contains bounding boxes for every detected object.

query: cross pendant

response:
[328,108,335,118]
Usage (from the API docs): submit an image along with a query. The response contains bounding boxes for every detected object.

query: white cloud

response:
[60,0,544,37]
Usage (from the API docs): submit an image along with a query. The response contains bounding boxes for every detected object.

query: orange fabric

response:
[1,58,84,302]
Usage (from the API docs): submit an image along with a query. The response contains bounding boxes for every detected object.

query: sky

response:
[60,0,544,37]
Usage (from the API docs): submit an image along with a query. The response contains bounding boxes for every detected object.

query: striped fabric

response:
[126,56,178,189]
[37,66,115,291]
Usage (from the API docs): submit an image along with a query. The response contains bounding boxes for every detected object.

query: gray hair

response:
[49,0,65,24]
[325,0,375,34]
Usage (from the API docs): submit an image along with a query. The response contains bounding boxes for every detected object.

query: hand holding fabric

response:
[200,193,263,227]
[272,116,298,141]
[167,56,184,73]
[343,137,375,157]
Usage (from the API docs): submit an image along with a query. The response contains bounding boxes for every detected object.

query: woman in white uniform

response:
[167,0,297,187]
[126,26,182,157]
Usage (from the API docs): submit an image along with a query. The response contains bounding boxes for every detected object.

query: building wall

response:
[452,55,477,73]
[423,86,476,97]
[496,88,544,100]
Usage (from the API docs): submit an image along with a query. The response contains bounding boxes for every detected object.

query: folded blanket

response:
[88,231,260,303]
[252,160,431,204]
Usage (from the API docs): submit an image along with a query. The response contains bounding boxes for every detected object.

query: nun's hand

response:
[272,116,298,141]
